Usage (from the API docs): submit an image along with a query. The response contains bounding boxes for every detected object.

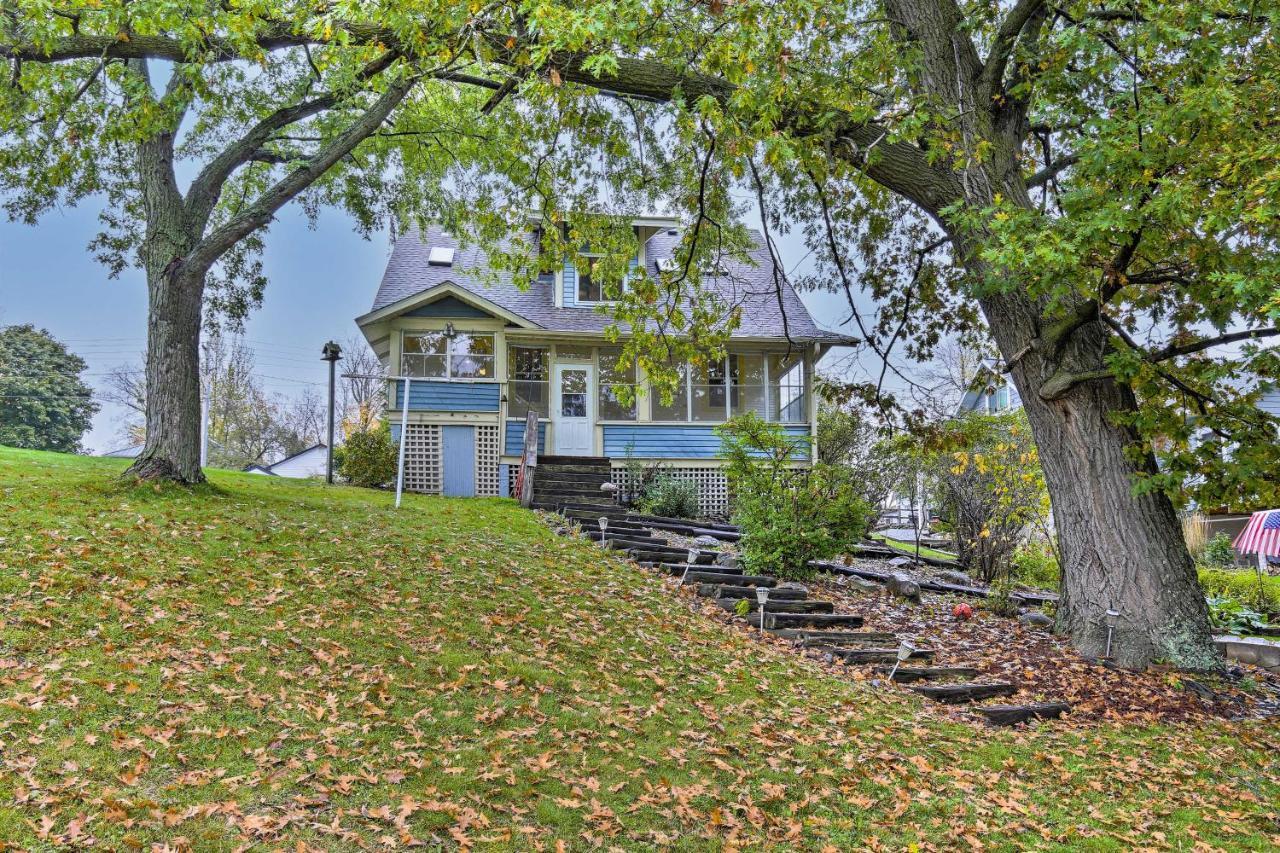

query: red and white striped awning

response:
[1234,509,1280,558]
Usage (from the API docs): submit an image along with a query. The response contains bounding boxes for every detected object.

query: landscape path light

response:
[598,516,608,547]
[680,548,698,586]
[1104,608,1120,660]
[887,640,917,682]
[755,586,770,633]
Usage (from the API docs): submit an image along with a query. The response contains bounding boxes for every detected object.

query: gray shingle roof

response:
[364,225,855,343]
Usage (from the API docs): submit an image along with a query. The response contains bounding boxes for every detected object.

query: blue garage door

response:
[441,425,476,497]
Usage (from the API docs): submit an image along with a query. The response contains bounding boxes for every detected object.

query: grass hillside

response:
[1,447,1278,850]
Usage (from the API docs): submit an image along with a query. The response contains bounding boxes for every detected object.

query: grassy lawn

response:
[870,532,960,563]
[2,447,1278,850]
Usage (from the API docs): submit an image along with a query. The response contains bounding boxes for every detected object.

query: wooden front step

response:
[909,682,1018,704]
[629,549,717,565]
[764,612,863,629]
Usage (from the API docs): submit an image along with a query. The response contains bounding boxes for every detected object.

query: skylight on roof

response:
[427,246,455,266]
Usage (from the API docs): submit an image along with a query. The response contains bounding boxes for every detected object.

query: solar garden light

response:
[886,640,917,682]
[1104,608,1120,660]
[755,586,770,632]
[598,516,609,547]
[680,548,698,585]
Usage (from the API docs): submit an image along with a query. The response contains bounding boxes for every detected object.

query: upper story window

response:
[401,331,495,379]
[577,256,604,302]
[508,346,549,419]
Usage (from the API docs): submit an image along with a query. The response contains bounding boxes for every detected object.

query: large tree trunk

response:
[980,288,1219,670]
[124,265,206,484]
[121,63,208,485]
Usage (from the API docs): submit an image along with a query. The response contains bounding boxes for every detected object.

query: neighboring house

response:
[243,444,329,479]
[955,358,1021,416]
[100,443,143,458]
[355,217,855,515]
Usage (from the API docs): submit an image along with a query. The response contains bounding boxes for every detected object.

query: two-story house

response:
[355,217,854,516]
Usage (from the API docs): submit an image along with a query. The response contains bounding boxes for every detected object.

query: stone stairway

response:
[552,507,1070,726]
[530,456,614,511]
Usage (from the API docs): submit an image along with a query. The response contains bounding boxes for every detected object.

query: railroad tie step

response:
[658,562,742,577]
[716,598,834,615]
[774,629,896,644]
[763,612,864,629]
[974,702,1071,726]
[682,571,776,587]
[909,682,1018,704]
[699,584,805,600]
[818,646,937,665]
[878,665,980,683]
[630,549,717,565]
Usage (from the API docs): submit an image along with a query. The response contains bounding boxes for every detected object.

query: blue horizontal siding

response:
[563,256,577,306]
[603,424,809,459]
[393,380,499,412]
[403,295,491,318]
[504,418,548,456]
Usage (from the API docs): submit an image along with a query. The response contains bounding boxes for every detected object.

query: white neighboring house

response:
[244,444,329,479]
[100,443,144,458]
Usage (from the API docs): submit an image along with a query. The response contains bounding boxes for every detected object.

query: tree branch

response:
[1025,153,1078,188]
[184,49,399,234]
[1148,327,1280,362]
[185,76,415,275]
[982,0,1047,96]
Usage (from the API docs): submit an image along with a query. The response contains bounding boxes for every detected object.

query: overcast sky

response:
[0,195,899,455]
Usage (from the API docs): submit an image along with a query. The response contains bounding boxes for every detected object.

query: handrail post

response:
[516,409,539,507]
[394,377,411,508]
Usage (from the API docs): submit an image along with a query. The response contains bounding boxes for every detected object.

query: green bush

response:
[717,413,871,581]
[1198,568,1280,620]
[1202,533,1237,568]
[1206,596,1268,634]
[1010,540,1060,589]
[985,578,1020,617]
[638,475,701,519]
[335,424,397,488]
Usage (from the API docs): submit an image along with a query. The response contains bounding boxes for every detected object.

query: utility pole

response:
[321,341,342,484]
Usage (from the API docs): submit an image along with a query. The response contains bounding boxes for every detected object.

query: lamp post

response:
[320,341,342,484]
[887,640,916,682]
[755,586,770,633]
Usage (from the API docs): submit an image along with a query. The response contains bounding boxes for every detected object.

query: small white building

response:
[244,445,329,479]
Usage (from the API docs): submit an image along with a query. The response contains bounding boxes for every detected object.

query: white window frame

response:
[400,330,497,381]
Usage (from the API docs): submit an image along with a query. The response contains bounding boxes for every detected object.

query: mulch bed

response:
[792,562,1280,725]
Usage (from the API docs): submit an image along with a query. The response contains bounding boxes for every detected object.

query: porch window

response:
[690,359,728,422]
[651,362,690,421]
[508,346,548,419]
[730,354,767,417]
[402,331,495,379]
[768,354,807,423]
[598,348,636,421]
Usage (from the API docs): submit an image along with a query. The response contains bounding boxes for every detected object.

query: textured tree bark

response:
[125,265,206,484]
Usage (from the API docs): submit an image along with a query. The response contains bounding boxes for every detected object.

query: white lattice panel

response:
[402,424,442,494]
[506,464,519,497]
[476,425,500,497]
[611,465,729,519]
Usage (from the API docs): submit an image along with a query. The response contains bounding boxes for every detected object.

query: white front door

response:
[553,364,594,455]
